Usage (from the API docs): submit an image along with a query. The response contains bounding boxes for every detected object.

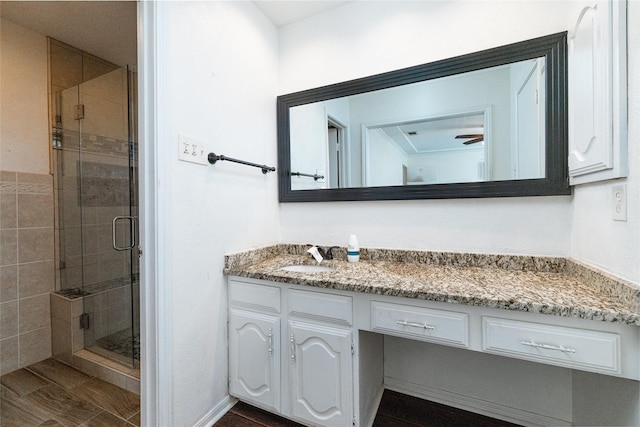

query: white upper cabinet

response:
[568,0,627,184]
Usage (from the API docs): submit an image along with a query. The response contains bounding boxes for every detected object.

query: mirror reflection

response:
[289,57,546,190]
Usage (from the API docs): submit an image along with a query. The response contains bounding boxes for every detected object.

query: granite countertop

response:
[224,244,640,326]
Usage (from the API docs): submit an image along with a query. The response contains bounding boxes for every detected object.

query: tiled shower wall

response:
[0,171,54,375]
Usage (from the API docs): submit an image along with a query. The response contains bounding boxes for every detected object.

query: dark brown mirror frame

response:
[277,32,570,202]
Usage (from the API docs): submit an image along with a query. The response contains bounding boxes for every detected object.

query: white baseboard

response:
[384,377,571,427]
[192,395,237,427]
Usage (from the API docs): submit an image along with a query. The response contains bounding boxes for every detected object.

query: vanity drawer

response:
[482,317,621,374]
[371,301,469,347]
[229,279,281,313]
[289,289,352,326]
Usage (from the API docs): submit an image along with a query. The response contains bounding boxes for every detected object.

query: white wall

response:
[569,0,640,284]
[367,129,406,186]
[0,18,49,174]
[275,3,640,425]
[152,2,279,425]
[278,1,585,257]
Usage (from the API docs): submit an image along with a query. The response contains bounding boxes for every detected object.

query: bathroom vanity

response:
[225,245,640,427]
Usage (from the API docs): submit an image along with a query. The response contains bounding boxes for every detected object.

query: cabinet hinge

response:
[351,341,355,355]
[353,416,356,426]
[79,313,90,330]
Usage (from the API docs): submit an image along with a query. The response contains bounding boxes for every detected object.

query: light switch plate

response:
[612,184,627,221]
[178,134,208,165]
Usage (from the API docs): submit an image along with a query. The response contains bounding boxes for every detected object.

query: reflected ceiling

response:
[380,114,485,154]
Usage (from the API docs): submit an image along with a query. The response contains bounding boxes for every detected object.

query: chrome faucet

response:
[307,245,339,262]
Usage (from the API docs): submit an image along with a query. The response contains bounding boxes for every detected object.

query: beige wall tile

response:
[82,224,99,254]
[0,336,19,375]
[18,194,54,228]
[50,292,71,321]
[72,316,85,352]
[18,260,54,298]
[1,300,18,338]
[1,192,17,229]
[62,226,82,258]
[19,326,52,367]
[1,265,18,302]
[62,265,83,289]
[0,171,17,183]
[18,228,54,263]
[125,376,140,395]
[71,353,99,377]
[0,229,18,266]
[19,294,51,333]
[51,317,72,364]
[60,189,81,227]
[95,365,127,389]
[16,172,52,187]
[71,298,84,317]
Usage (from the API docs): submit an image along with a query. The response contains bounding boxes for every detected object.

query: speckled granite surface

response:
[224,244,640,325]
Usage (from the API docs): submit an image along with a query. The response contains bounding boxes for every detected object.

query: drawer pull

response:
[521,340,576,353]
[290,333,296,364]
[267,328,273,357]
[396,320,435,330]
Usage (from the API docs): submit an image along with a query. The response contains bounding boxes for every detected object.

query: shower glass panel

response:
[55,66,139,369]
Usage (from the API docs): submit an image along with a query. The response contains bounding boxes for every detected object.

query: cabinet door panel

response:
[289,321,352,427]
[229,309,280,412]
[568,0,627,183]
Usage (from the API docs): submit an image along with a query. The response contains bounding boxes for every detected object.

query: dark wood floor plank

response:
[0,391,55,427]
[214,412,265,427]
[26,359,92,390]
[69,378,140,420]
[1,368,50,397]
[22,383,103,426]
[78,411,131,427]
[229,401,303,426]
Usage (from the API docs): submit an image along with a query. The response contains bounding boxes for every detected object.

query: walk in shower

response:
[52,40,139,369]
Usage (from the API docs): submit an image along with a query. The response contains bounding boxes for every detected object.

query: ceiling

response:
[253,1,351,27]
[0,1,137,67]
[0,1,350,67]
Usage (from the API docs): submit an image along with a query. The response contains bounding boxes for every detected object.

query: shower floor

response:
[94,329,140,361]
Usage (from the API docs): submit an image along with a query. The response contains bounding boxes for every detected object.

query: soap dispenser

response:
[347,234,360,263]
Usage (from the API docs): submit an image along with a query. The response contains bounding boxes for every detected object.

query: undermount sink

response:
[280,265,334,273]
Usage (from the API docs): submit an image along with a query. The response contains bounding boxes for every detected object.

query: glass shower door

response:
[56,66,139,368]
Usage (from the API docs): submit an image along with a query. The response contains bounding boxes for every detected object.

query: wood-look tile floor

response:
[1,358,140,427]
[214,390,521,427]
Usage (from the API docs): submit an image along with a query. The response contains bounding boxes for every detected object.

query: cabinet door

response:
[568,0,627,184]
[288,321,353,427]
[229,309,280,412]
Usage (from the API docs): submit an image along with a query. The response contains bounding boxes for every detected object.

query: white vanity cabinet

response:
[229,275,640,426]
[228,280,281,412]
[288,321,353,426]
[228,278,355,427]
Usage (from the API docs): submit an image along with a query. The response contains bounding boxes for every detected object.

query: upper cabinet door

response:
[568,0,627,184]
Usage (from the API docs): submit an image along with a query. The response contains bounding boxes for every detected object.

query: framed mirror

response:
[277,32,570,202]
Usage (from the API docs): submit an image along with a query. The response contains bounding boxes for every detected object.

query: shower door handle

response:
[112,216,137,251]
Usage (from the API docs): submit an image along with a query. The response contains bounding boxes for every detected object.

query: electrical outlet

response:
[612,184,627,221]
[178,134,209,165]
